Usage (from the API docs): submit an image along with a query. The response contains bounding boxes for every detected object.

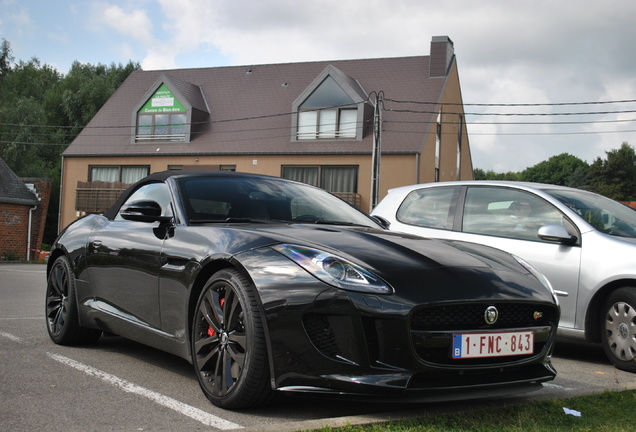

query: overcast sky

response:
[3,0,636,172]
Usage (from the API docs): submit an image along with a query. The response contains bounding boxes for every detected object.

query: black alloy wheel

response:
[45,255,101,345]
[191,269,274,409]
[601,287,636,373]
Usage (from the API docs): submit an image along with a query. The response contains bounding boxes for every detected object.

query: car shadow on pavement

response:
[553,339,608,365]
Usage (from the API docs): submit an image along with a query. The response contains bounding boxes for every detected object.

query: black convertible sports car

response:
[46,171,559,409]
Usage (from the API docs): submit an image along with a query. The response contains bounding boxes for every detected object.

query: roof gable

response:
[293,65,368,108]
[133,73,209,114]
[0,158,38,205]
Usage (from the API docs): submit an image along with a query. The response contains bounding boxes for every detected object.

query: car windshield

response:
[544,188,636,238]
[176,175,380,228]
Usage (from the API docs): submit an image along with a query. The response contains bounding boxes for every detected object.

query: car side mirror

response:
[370,215,390,229]
[537,224,577,245]
[120,200,172,223]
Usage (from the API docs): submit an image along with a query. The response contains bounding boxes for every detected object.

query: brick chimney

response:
[429,36,454,77]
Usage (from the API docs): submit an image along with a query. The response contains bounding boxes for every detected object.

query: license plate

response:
[452,331,534,359]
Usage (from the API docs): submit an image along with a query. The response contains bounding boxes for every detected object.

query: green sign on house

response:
[140,84,186,113]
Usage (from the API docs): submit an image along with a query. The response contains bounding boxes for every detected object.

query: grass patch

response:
[311,390,636,432]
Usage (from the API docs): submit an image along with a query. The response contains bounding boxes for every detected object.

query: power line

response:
[4,112,636,134]
[383,97,636,107]
[386,118,636,126]
[3,96,636,147]
[385,107,636,117]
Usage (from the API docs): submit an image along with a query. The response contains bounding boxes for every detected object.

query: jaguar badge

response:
[484,306,499,325]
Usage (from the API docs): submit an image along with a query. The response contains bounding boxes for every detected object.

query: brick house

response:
[59,36,473,230]
[0,158,52,261]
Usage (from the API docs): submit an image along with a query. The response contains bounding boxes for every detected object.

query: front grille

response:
[411,302,558,366]
[412,303,556,331]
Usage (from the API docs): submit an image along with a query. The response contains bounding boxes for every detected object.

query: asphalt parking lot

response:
[1,263,635,431]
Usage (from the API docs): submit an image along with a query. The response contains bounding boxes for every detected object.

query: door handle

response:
[92,240,102,249]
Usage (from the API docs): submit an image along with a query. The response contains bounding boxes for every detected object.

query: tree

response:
[0,58,62,176]
[0,39,13,82]
[54,61,139,130]
[0,41,140,244]
[588,142,636,201]
[473,168,521,181]
[520,153,589,187]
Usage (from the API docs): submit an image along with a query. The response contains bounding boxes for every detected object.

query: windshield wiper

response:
[190,217,279,224]
[313,220,372,227]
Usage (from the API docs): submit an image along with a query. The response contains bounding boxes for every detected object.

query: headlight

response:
[512,255,558,305]
[271,244,393,294]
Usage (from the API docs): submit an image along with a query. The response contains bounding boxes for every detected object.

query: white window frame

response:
[297,107,358,140]
[282,165,358,193]
[90,165,149,184]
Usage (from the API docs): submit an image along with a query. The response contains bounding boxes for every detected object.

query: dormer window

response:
[132,75,209,144]
[136,84,187,142]
[298,76,358,140]
[292,66,369,142]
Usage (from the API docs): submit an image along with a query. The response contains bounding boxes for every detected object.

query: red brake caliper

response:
[207,297,225,337]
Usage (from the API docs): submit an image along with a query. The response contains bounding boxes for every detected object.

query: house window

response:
[76,166,150,214]
[435,111,442,182]
[136,83,187,142]
[282,166,358,193]
[298,108,357,140]
[456,114,463,180]
[90,166,149,184]
[296,76,359,140]
[137,113,187,141]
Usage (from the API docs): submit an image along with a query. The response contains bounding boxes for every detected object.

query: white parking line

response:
[47,352,243,430]
[0,268,46,273]
[1,330,243,429]
[0,330,24,343]
[543,382,574,391]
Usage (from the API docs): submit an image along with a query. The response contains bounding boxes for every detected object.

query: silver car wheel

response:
[601,286,636,374]
[605,300,636,361]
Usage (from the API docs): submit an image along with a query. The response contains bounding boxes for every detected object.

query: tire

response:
[601,287,636,373]
[45,255,101,345]
[191,269,275,409]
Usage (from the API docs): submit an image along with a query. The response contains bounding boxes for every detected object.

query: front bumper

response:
[236,248,559,398]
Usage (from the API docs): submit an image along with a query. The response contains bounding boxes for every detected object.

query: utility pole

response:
[370,92,383,212]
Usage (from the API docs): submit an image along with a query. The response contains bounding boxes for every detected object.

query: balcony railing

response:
[75,181,131,213]
[135,133,185,142]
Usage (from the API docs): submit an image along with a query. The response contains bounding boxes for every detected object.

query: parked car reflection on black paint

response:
[46,172,559,409]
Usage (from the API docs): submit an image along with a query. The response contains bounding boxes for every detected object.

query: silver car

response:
[371,181,636,372]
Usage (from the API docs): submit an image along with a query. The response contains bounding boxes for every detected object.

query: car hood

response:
[247,224,512,269]
[230,224,550,303]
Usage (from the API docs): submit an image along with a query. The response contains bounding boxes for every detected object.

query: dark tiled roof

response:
[0,158,38,205]
[64,54,448,157]
[162,73,209,113]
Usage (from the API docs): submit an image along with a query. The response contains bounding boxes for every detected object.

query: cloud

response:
[0,2,35,39]
[141,50,177,70]
[99,4,155,46]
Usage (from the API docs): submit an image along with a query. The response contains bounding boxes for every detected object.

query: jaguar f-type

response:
[46,171,559,409]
